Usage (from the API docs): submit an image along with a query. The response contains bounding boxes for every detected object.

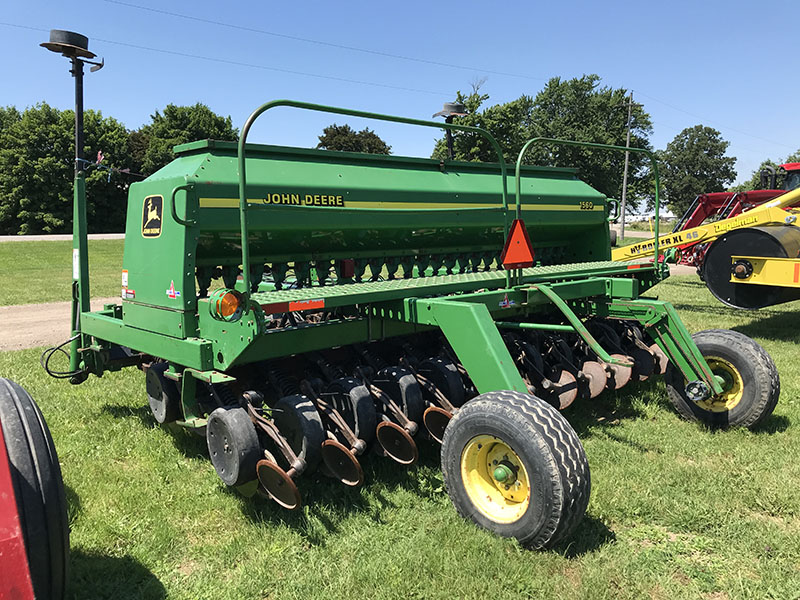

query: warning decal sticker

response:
[166,280,181,299]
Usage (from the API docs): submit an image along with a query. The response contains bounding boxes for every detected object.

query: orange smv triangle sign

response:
[500,219,535,269]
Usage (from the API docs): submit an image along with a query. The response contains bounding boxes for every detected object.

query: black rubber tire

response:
[664,329,779,429]
[0,378,69,600]
[374,366,425,423]
[273,395,325,473]
[419,357,466,408]
[441,390,590,549]
[327,378,377,443]
[206,407,261,486]
[145,363,181,424]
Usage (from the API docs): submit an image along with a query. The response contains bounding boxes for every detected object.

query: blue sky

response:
[2,0,798,185]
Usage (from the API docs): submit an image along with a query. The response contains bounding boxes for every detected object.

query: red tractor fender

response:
[0,421,35,600]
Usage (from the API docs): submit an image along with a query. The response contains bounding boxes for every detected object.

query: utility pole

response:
[620,91,633,241]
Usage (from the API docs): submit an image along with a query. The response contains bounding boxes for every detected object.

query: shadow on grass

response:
[700,413,790,435]
[100,404,156,429]
[163,426,209,460]
[232,438,446,546]
[732,311,800,343]
[564,378,668,438]
[68,550,166,599]
[751,414,790,434]
[663,278,705,288]
[65,484,82,527]
[553,514,616,558]
[100,403,209,460]
[669,300,792,320]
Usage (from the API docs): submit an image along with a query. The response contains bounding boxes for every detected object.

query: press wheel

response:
[145,362,181,424]
[374,366,425,423]
[419,357,466,408]
[206,407,261,486]
[326,377,377,443]
[272,394,326,473]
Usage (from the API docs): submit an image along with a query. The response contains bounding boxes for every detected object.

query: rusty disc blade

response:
[554,370,578,409]
[321,439,364,487]
[649,343,669,375]
[631,348,656,381]
[256,459,302,510]
[375,421,418,465]
[423,405,452,444]
[580,360,608,399]
[608,354,633,389]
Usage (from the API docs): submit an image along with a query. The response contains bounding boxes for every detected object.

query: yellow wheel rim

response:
[460,435,530,524]
[696,356,744,412]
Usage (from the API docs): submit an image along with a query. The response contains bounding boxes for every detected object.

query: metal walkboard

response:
[252,260,649,312]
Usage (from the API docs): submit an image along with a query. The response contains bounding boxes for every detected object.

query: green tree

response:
[431,75,653,210]
[135,103,238,176]
[316,124,391,154]
[658,125,737,215]
[730,148,800,192]
[0,102,131,234]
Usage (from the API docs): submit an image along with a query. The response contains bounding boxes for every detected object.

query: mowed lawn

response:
[0,240,124,305]
[1,274,800,599]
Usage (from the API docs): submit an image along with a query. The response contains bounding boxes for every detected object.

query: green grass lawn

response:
[1,276,800,599]
[0,240,124,305]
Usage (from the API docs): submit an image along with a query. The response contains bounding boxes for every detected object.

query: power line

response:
[0,22,451,97]
[97,3,799,154]
[101,0,549,83]
[2,21,795,154]
[96,39,453,97]
[635,90,795,151]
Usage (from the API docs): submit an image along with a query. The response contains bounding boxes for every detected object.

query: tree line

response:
[0,103,237,234]
[319,75,799,218]
[2,76,797,234]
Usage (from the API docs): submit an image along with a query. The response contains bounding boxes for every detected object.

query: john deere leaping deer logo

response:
[141,196,163,238]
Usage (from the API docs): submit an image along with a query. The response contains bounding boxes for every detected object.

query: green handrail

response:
[170,181,196,227]
[237,100,512,301]
[514,138,662,274]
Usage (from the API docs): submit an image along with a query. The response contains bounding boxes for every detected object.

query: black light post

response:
[433,102,468,160]
[41,30,103,380]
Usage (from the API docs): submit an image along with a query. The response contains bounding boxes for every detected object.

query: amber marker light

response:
[209,289,244,322]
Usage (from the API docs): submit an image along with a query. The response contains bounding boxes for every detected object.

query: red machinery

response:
[0,379,69,600]
[671,163,800,267]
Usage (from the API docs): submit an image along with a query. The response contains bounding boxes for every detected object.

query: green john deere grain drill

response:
[44,100,780,549]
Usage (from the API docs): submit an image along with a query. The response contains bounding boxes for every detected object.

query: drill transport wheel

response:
[206,407,261,486]
[441,390,590,549]
[664,329,779,430]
